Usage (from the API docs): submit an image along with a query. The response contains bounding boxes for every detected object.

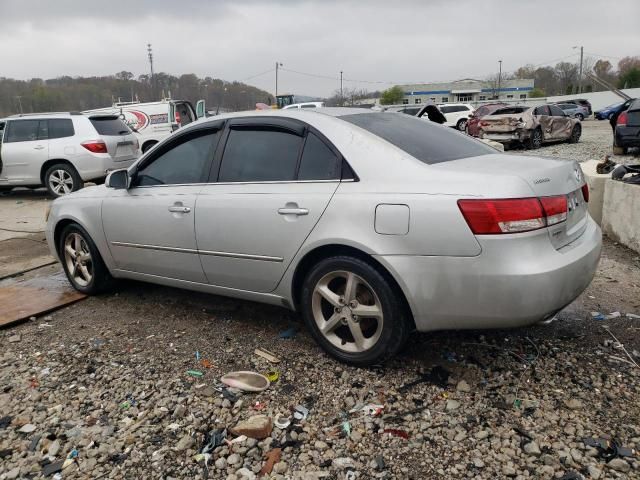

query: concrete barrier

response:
[580,159,610,226]
[602,179,640,253]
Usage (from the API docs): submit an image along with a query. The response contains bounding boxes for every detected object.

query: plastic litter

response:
[293,405,309,421]
[274,414,291,429]
[253,401,268,411]
[221,371,270,392]
[591,312,605,321]
[265,370,280,382]
[279,327,298,339]
[627,313,640,320]
[382,428,409,439]
[606,311,621,319]
[195,351,201,361]
[346,471,356,480]
[201,428,227,454]
[200,359,213,369]
[187,370,204,377]
[582,436,636,460]
[254,348,281,363]
[399,365,450,392]
[342,421,351,437]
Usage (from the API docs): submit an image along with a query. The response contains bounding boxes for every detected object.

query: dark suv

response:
[614,99,640,154]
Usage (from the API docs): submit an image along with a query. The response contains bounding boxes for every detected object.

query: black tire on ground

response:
[456,118,468,131]
[58,223,115,295]
[142,141,157,153]
[300,255,412,366]
[44,163,83,197]
[568,124,581,144]
[526,128,543,150]
[576,113,584,121]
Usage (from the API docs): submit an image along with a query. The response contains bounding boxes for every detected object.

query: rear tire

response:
[568,124,581,144]
[58,223,114,294]
[142,141,157,153]
[526,128,543,149]
[576,113,584,121]
[456,118,468,131]
[44,163,82,197]
[300,255,411,366]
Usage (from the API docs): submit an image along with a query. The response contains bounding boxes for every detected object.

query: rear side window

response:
[549,105,565,117]
[298,133,340,180]
[4,120,41,142]
[341,113,494,164]
[48,119,75,139]
[534,106,550,116]
[219,128,303,182]
[90,117,131,136]
[134,130,218,186]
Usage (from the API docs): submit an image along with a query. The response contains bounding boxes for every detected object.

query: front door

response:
[533,105,553,141]
[102,126,221,282]
[196,119,341,293]
[548,104,574,140]
[0,119,49,184]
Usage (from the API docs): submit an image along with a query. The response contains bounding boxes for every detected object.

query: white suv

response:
[0,113,139,197]
[437,103,475,131]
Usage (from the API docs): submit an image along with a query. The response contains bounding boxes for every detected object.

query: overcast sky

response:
[0,0,638,97]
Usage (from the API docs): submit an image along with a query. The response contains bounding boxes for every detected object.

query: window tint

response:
[5,120,40,142]
[219,128,303,182]
[90,117,131,136]
[134,131,217,186]
[549,105,565,117]
[300,104,316,109]
[440,106,454,113]
[492,107,527,115]
[341,113,494,165]
[48,119,75,139]
[298,133,340,181]
[534,106,550,116]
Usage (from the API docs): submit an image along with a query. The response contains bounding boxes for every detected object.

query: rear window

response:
[89,116,131,136]
[492,107,528,115]
[341,113,495,164]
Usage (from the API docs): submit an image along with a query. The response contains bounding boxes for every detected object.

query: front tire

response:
[568,124,581,144]
[59,224,114,294]
[526,128,543,149]
[576,113,584,121]
[300,255,411,366]
[456,118,468,131]
[45,163,83,197]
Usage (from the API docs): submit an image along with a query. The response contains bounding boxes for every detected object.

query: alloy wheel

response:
[532,130,542,149]
[457,119,468,131]
[63,233,93,287]
[312,270,384,353]
[49,169,74,195]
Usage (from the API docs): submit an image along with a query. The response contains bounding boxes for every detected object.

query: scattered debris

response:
[8,334,21,343]
[293,405,309,421]
[200,359,214,369]
[583,436,636,460]
[18,423,36,433]
[279,327,298,339]
[591,312,605,321]
[274,414,291,430]
[221,371,270,392]
[230,415,273,440]
[265,370,280,382]
[201,428,227,454]
[254,347,281,363]
[398,365,450,392]
[382,428,410,439]
[606,311,621,319]
[187,370,204,377]
[627,313,640,319]
[42,460,65,477]
[259,448,282,476]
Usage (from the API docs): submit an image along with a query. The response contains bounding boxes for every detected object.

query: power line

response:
[584,51,623,61]
[242,67,275,82]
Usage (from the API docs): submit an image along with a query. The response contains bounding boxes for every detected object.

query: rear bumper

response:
[481,129,530,144]
[377,216,602,332]
[76,156,137,181]
[615,127,640,148]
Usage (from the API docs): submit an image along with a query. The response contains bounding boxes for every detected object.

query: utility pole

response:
[275,62,283,98]
[574,45,584,94]
[15,96,23,114]
[147,43,155,100]
[497,60,503,100]
[340,71,343,106]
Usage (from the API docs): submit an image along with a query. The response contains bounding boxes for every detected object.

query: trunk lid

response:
[435,153,588,249]
[478,114,523,133]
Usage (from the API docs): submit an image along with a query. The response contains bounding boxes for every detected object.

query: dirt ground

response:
[0,121,639,480]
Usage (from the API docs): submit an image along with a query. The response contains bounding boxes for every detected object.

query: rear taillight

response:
[458,196,568,235]
[617,111,628,127]
[81,140,108,154]
[581,183,589,203]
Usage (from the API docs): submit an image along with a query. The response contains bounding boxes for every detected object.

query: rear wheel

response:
[45,163,82,197]
[300,255,411,366]
[59,223,114,294]
[575,113,584,121]
[568,124,581,144]
[456,118,468,131]
[526,128,543,149]
[142,141,157,153]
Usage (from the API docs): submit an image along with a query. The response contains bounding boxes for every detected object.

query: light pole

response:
[497,60,502,100]
[573,46,584,94]
[147,43,155,100]
[275,62,283,99]
[340,71,343,106]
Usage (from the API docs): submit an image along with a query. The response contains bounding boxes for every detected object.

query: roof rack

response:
[9,112,82,118]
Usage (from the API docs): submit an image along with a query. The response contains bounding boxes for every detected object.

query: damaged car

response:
[478,104,581,149]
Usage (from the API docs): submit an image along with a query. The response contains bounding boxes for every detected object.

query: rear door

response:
[533,105,553,139]
[548,104,573,140]
[195,118,340,292]
[0,119,49,184]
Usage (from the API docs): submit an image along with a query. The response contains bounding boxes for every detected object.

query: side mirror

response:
[106,169,129,189]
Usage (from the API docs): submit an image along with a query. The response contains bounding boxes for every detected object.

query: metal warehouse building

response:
[400,78,534,105]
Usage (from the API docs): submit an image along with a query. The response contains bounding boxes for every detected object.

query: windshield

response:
[340,112,495,165]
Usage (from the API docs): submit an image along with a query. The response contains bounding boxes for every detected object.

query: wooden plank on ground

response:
[0,275,86,327]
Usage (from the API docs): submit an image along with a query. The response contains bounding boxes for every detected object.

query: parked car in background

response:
[0,113,138,197]
[594,101,624,120]
[282,102,325,109]
[614,98,640,154]
[437,103,475,131]
[46,108,600,366]
[556,103,589,121]
[467,103,507,137]
[556,99,592,116]
[478,104,581,149]
[85,98,206,153]
[375,104,422,115]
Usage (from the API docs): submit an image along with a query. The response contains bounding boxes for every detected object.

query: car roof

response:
[8,112,84,118]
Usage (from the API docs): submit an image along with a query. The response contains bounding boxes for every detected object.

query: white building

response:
[400,78,535,105]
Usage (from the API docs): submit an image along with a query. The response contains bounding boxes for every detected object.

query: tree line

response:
[0,72,273,117]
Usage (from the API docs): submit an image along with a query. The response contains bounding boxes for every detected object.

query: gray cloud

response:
[0,0,638,97]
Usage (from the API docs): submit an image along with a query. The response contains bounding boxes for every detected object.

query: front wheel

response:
[568,125,581,144]
[456,118,468,131]
[300,256,411,366]
[526,128,543,149]
[59,224,114,294]
[45,163,83,197]
[576,113,584,121]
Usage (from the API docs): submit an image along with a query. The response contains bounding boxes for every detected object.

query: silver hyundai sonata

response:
[46,108,602,366]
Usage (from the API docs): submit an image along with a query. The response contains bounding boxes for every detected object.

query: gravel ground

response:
[1,123,640,480]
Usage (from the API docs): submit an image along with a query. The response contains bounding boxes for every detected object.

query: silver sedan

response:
[46,108,602,366]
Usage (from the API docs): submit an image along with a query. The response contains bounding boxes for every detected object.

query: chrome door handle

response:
[168,206,191,213]
[278,207,308,216]
[34,145,45,150]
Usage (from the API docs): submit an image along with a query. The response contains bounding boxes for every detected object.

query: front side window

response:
[534,105,550,116]
[134,130,218,186]
[219,128,303,182]
[549,105,565,117]
[4,120,43,143]
[48,119,75,139]
[298,132,340,181]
